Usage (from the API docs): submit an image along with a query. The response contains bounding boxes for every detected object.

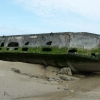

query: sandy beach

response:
[0,60,100,100]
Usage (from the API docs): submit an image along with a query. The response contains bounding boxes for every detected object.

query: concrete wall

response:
[0,32,100,50]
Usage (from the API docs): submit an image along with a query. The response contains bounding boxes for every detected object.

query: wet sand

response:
[0,60,100,100]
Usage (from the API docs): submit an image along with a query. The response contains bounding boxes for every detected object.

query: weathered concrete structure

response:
[0,32,100,72]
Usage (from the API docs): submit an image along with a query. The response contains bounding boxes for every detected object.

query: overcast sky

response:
[0,0,100,36]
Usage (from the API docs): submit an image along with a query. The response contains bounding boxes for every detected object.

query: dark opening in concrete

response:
[25,42,29,45]
[22,48,28,51]
[6,48,9,50]
[42,48,52,52]
[46,41,52,45]
[1,43,4,47]
[68,49,77,53]
[14,48,18,50]
[8,42,19,47]
[91,53,96,57]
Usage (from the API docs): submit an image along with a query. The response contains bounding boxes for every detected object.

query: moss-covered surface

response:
[77,48,100,55]
[0,47,100,54]
[0,46,100,64]
[0,47,68,54]
[0,53,99,63]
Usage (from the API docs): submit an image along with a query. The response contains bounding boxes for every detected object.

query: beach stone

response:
[55,79,59,82]
[21,73,27,75]
[51,81,58,84]
[60,76,72,81]
[48,78,54,82]
[64,87,68,90]
[11,68,20,73]
[71,90,74,92]
[58,67,72,76]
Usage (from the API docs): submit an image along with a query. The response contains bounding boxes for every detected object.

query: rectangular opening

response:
[22,48,28,51]
[14,48,18,50]
[42,48,52,52]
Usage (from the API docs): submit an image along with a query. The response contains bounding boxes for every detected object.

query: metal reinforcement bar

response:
[0,32,100,72]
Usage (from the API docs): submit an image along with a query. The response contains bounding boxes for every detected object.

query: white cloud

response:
[2,0,99,35]
[14,0,100,19]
